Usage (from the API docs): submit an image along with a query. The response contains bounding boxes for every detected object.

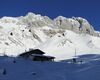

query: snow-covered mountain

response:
[0,12,100,60]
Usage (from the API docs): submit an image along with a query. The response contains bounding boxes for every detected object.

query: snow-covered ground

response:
[0,12,100,61]
[0,55,100,80]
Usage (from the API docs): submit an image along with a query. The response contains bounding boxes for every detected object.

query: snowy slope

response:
[37,30,100,60]
[0,55,100,80]
[0,12,100,60]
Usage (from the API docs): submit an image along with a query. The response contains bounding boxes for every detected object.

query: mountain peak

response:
[0,12,100,60]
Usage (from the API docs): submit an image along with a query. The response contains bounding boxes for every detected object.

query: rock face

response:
[0,12,100,60]
[54,16,97,36]
[17,13,99,36]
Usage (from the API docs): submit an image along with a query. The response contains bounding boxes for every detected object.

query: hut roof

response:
[19,49,45,56]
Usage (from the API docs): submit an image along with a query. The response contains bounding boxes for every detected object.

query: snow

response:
[0,12,100,61]
[0,13,100,80]
[0,21,40,56]
[37,30,100,60]
[0,55,100,80]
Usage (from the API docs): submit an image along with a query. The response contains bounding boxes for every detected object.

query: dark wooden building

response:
[19,49,55,61]
[30,54,55,61]
[19,49,45,58]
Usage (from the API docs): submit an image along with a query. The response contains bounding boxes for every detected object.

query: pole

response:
[75,47,76,57]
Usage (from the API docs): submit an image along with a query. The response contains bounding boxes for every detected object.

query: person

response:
[72,58,77,63]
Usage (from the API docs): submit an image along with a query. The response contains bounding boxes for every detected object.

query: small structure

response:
[19,49,55,61]
[19,49,45,57]
[30,54,55,61]
[72,58,77,63]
